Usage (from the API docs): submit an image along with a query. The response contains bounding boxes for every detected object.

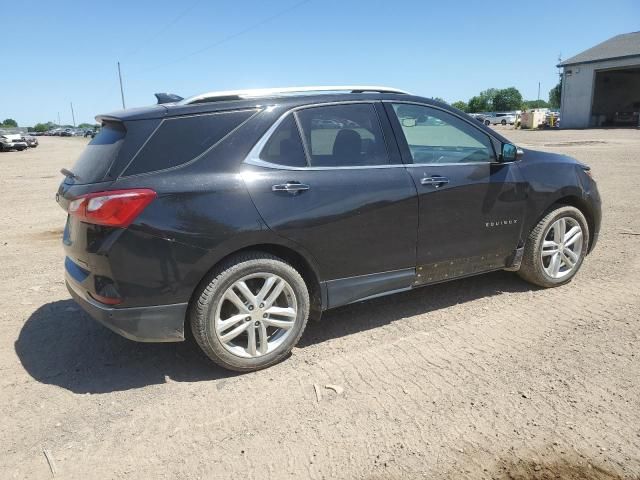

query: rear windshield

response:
[123,109,256,176]
[69,121,125,184]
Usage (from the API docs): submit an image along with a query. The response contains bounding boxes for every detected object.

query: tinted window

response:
[295,104,389,167]
[259,115,307,167]
[391,104,495,164]
[69,121,125,184]
[124,109,255,176]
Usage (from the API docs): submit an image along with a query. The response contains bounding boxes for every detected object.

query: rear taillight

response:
[68,189,157,227]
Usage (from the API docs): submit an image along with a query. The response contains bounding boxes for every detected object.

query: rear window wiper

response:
[60,168,79,180]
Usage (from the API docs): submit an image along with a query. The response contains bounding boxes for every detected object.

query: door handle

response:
[421,176,449,187]
[272,182,310,194]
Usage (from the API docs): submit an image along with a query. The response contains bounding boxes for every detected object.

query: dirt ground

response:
[1,128,639,479]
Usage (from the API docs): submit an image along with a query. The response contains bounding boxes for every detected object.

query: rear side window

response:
[259,115,307,168]
[124,109,255,176]
[69,121,125,184]
[295,104,389,167]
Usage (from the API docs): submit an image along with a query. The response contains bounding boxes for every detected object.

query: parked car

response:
[614,108,639,126]
[483,112,516,126]
[0,134,28,151]
[84,128,98,138]
[57,85,601,372]
[21,134,39,148]
[467,113,486,123]
[60,129,73,137]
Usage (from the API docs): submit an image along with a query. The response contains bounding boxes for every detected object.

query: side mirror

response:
[501,143,523,162]
[401,118,417,128]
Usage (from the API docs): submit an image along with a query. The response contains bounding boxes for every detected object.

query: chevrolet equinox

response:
[57,86,601,371]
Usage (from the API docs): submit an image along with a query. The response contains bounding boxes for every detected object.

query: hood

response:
[521,148,580,165]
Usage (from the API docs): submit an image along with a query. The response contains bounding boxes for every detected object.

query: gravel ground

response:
[1,129,639,479]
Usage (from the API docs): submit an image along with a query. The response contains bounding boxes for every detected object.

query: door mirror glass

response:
[401,118,417,128]
[502,143,520,162]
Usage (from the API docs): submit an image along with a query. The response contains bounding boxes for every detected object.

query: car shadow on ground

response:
[16,271,535,395]
[15,300,237,394]
[298,270,535,347]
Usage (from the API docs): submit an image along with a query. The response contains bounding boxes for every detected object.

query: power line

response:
[138,0,312,73]
[126,0,203,60]
[86,0,202,115]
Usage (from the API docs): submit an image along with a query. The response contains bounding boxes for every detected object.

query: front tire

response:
[518,206,589,288]
[485,120,491,125]
[190,252,310,372]
[501,119,507,125]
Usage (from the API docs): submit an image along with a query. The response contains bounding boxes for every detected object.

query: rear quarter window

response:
[123,109,256,176]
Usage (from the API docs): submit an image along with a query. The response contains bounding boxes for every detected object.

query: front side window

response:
[295,103,389,167]
[391,104,495,164]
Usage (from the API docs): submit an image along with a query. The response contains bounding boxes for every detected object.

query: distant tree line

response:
[448,82,562,113]
[27,122,97,132]
[1,118,18,128]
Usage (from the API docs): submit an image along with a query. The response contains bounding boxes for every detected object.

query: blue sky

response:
[2,0,639,126]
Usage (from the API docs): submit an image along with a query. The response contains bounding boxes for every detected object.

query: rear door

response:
[385,102,526,284]
[242,102,418,295]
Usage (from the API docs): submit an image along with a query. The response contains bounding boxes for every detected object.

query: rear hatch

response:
[57,117,161,306]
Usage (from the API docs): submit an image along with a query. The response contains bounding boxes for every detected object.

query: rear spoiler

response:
[155,93,184,104]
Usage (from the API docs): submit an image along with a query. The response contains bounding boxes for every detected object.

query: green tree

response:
[493,87,523,111]
[451,101,468,112]
[549,78,562,108]
[33,122,56,132]
[467,88,498,113]
[522,99,550,109]
[468,95,488,113]
[1,118,18,127]
[431,97,448,104]
[78,122,95,129]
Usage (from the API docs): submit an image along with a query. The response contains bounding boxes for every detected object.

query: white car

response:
[483,112,516,126]
[0,134,28,152]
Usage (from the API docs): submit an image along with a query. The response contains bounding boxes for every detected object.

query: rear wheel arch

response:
[188,243,323,318]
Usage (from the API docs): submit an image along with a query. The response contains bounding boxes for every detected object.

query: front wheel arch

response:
[527,196,596,254]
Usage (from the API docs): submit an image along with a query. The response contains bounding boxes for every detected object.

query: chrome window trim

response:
[243,100,513,171]
[244,100,395,171]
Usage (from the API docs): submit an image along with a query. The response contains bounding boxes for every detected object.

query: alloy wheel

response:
[214,273,298,358]
[540,217,583,279]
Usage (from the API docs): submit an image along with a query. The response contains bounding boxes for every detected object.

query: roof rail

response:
[180,85,410,105]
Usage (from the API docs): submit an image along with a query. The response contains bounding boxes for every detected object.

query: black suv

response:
[57,86,601,371]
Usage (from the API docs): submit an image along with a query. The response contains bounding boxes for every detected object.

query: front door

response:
[242,102,418,291]
[385,102,527,284]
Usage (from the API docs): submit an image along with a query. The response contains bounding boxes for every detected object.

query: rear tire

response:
[485,120,491,125]
[190,252,310,372]
[518,206,589,288]
[501,119,507,125]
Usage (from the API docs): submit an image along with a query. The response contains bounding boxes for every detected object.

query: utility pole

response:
[537,82,541,101]
[70,102,76,127]
[57,112,61,127]
[117,61,126,109]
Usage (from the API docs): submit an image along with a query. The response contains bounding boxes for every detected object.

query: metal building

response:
[558,31,640,128]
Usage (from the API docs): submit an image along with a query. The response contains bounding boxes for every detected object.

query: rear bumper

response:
[66,276,187,342]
